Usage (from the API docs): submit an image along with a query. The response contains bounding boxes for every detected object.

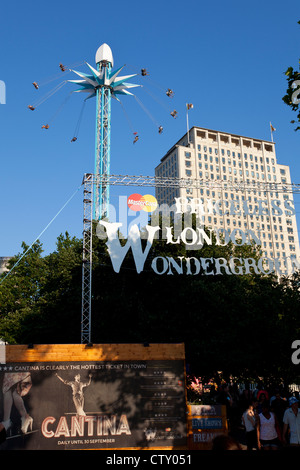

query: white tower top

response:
[95,43,114,66]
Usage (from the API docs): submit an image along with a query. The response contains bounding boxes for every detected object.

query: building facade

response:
[155,126,300,272]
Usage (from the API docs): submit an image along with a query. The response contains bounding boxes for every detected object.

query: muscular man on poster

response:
[55,373,92,416]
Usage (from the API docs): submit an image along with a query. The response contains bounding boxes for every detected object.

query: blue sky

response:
[0,0,299,257]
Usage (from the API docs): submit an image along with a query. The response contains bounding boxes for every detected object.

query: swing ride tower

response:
[69,43,140,219]
[67,44,140,343]
[94,47,112,220]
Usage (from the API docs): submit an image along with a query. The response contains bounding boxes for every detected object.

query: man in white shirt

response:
[242,402,258,450]
[283,397,300,446]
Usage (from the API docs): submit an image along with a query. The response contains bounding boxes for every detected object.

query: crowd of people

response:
[213,382,300,450]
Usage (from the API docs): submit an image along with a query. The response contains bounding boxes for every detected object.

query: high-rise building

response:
[155,126,300,272]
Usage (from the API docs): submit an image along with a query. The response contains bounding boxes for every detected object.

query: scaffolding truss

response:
[92,174,300,193]
[81,173,93,344]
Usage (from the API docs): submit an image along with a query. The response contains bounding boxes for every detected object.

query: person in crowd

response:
[257,392,269,414]
[239,387,252,412]
[256,402,281,450]
[242,400,258,450]
[217,384,233,406]
[257,388,269,401]
[217,384,233,425]
[270,389,287,432]
[253,382,268,401]
[282,397,300,447]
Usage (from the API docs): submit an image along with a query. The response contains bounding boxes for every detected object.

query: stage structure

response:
[80,173,300,344]
[68,43,140,220]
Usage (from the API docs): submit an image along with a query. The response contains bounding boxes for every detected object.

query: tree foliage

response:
[0,226,300,385]
[282,20,300,131]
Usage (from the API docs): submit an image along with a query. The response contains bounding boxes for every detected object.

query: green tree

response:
[89,220,299,384]
[282,21,300,131]
[0,241,46,343]
[0,224,299,385]
[0,232,82,344]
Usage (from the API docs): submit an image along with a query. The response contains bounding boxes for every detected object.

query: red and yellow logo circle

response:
[127,194,158,213]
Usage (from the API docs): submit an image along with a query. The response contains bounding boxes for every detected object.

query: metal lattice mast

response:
[94,58,112,220]
[81,173,93,344]
[69,45,140,343]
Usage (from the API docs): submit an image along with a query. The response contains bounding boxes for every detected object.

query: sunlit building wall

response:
[155,126,300,269]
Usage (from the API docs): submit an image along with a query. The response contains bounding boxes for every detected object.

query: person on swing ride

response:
[166,88,174,97]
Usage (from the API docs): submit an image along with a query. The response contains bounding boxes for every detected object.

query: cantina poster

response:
[0,360,186,450]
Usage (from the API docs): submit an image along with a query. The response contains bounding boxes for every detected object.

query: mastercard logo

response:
[127,194,158,213]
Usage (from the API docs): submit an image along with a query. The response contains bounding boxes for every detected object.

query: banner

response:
[187,404,227,450]
[96,195,300,277]
[0,360,186,450]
